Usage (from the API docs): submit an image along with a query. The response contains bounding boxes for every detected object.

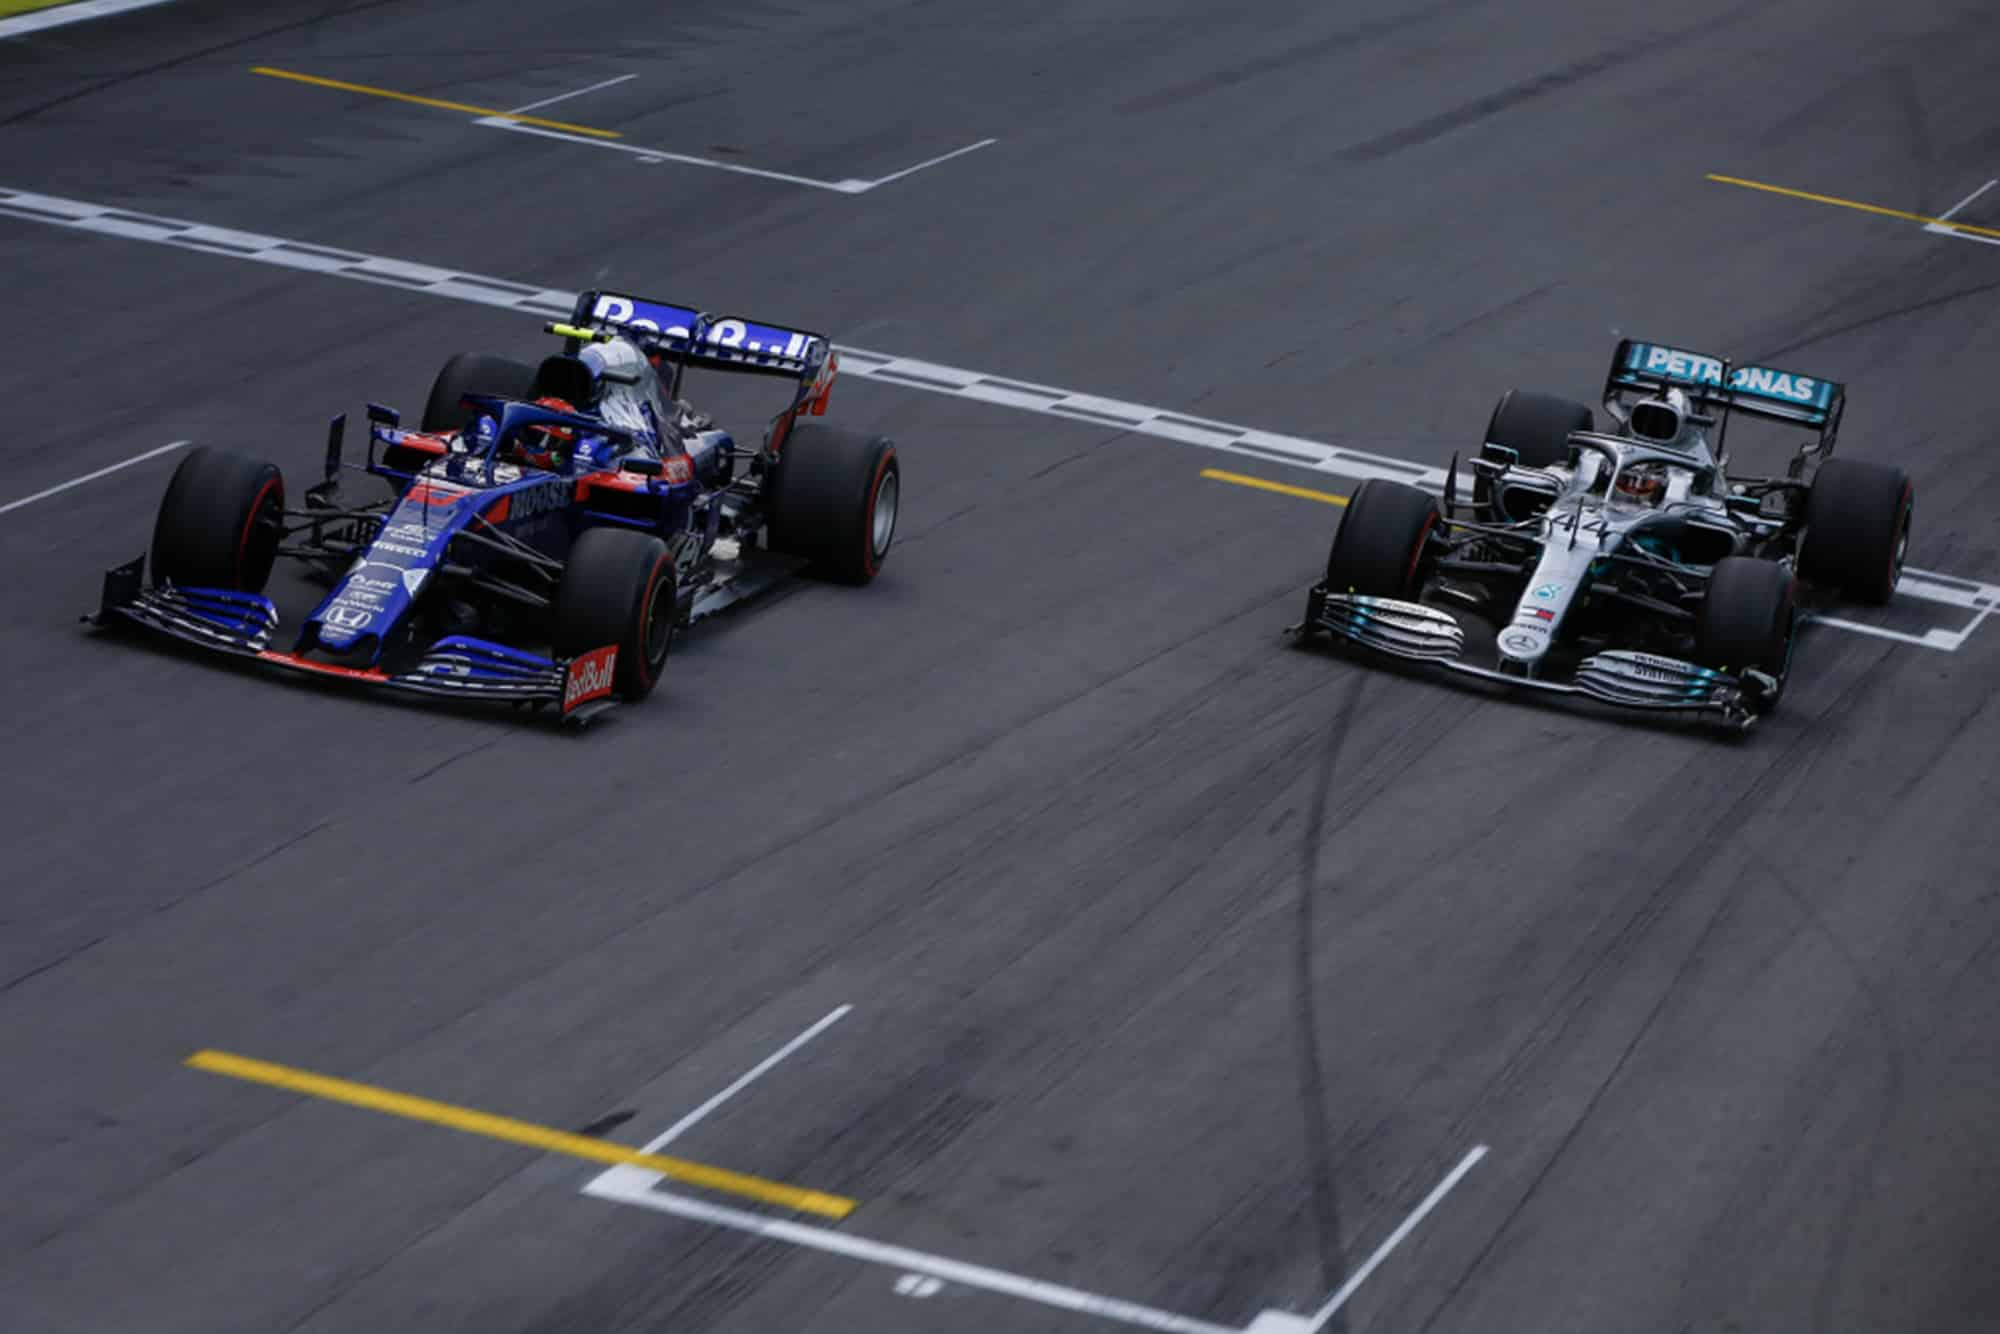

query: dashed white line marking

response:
[0,439,188,517]
[4,186,1996,651]
[504,72,636,116]
[0,0,176,40]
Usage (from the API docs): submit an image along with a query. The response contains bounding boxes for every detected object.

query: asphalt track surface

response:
[4,2,1999,1332]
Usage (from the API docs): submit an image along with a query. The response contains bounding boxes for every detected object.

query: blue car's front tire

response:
[150,445,285,593]
[555,528,675,702]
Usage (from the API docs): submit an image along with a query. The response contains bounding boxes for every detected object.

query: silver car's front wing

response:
[1298,586,1765,728]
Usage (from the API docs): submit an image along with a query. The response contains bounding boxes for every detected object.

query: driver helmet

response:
[516,396,578,468]
[1613,460,1668,507]
[1629,387,1688,445]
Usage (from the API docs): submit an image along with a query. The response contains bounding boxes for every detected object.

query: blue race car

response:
[91,289,901,722]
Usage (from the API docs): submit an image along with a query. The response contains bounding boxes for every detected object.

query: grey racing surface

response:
[3,2,1998,1332]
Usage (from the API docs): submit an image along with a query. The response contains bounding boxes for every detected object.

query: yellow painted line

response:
[1201,467,1349,506]
[1707,173,2000,242]
[251,66,624,140]
[0,0,84,15]
[186,1049,856,1219]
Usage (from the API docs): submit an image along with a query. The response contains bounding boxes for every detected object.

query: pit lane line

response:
[3,183,1996,640]
[183,1048,857,1218]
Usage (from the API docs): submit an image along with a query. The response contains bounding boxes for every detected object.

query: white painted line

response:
[586,1002,1236,1333]
[1933,178,1996,223]
[1898,569,1998,612]
[473,118,992,195]
[474,118,871,194]
[0,439,188,516]
[0,0,175,40]
[1811,613,1971,651]
[586,1170,1241,1334]
[0,186,1436,489]
[1927,227,2000,247]
[1249,1145,1487,1334]
[865,137,1000,189]
[4,186,1995,653]
[505,73,636,116]
[631,1004,852,1156]
[1922,179,2000,243]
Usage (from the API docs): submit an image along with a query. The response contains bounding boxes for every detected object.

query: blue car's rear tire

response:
[422,353,536,433]
[767,424,899,583]
[150,445,285,592]
[555,528,675,702]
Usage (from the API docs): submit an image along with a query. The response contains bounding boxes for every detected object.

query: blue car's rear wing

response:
[1607,339,1844,448]
[570,289,829,381]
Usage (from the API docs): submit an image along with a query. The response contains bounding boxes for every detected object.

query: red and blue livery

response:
[91,289,903,723]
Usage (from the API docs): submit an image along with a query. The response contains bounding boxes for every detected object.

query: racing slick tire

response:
[1696,557,1795,697]
[421,353,537,433]
[766,424,899,583]
[149,445,285,593]
[1485,390,1593,469]
[1797,458,1912,605]
[1323,479,1439,598]
[555,528,676,703]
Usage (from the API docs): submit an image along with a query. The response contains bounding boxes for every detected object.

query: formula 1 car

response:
[1294,339,1913,728]
[91,289,901,722]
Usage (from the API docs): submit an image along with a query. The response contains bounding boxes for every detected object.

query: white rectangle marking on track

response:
[585,1004,1240,1334]
[0,0,176,40]
[0,439,188,516]
[2,181,1995,650]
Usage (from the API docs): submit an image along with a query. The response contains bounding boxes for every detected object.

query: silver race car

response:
[1295,339,1913,728]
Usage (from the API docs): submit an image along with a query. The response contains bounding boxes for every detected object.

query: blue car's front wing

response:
[90,557,616,723]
